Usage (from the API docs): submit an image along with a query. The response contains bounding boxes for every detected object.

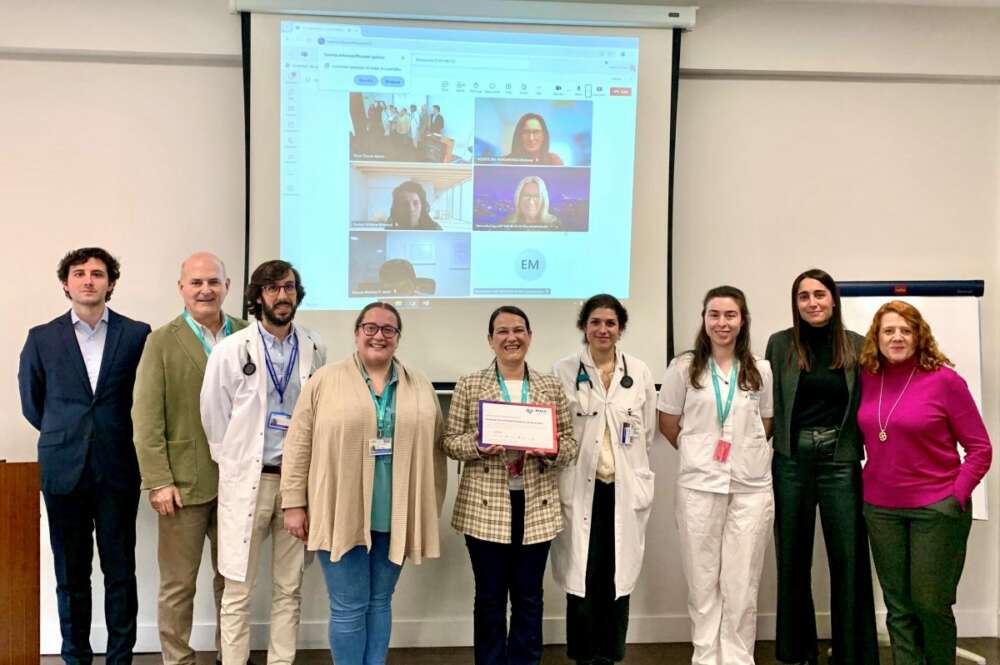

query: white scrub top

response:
[658,353,774,494]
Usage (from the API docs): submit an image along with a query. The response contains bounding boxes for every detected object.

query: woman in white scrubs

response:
[657,285,774,665]
[551,294,657,665]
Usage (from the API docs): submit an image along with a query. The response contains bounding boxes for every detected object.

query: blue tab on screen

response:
[353,75,378,86]
[380,76,405,87]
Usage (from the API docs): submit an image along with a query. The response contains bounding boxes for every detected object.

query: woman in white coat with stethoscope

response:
[551,294,657,665]
[657,285,774,665]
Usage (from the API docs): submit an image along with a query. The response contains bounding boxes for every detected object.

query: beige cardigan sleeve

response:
[281,368,319,509]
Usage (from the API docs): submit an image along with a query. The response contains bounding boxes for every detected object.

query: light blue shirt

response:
[71,307,110,393]
[259,323,301,466]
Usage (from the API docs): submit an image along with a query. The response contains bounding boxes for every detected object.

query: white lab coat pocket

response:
[632,467,655,513]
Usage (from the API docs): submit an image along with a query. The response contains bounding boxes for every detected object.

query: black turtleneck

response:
[791,323,849,431]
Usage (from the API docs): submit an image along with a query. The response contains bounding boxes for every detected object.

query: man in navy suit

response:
[18,247,151,665]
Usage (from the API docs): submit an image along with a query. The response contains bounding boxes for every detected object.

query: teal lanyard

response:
[495,364,529,403]
[361,363,396,438]
[182,311,231,356]
[709,358,738,427]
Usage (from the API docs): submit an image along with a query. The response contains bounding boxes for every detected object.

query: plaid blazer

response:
[444,363,578,544]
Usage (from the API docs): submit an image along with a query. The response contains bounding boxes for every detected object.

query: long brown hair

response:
[859,300,953,373]
[688,285,762,391]
[789,268,856,371]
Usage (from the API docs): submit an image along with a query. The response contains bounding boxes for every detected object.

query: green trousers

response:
[863,499,972,665]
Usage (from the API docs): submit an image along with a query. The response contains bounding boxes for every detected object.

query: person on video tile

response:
[505,113,564,166]
[387,181,441,231]
[502,176,560,230]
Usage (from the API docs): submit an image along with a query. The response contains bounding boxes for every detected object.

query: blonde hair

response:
[859,300,953,373]
[512,176,558,225]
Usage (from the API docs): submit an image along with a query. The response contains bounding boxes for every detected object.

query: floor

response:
[40,638,1000,664]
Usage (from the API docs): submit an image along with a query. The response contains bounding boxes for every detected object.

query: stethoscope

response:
[241,335,318,377]
[574,354,633,417]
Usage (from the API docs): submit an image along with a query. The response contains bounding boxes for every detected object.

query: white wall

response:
[2,0,999,654]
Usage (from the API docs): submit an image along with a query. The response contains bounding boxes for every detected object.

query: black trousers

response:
[566,480,629,664]
[772,431,879,665]
[466,490,551,665]
[43,469,139,665]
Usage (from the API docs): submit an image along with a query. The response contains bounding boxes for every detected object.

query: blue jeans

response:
[317,532,403,665]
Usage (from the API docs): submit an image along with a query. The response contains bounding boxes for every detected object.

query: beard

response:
[261,298,297,327]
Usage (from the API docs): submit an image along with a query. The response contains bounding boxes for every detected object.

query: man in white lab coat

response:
[200,260,326,665]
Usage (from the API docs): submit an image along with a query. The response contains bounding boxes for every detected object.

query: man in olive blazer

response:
[132,253,247,665]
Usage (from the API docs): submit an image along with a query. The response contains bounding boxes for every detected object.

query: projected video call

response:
[280,21,639,309]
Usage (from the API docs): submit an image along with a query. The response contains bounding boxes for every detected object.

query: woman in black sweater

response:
[765,268,878,665]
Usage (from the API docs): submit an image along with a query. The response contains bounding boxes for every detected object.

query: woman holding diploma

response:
[657,285,774,664]
[280,302,446,665]
[444,305,577,665]
[550,294,657,665]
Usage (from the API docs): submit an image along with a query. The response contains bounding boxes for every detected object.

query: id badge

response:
[267,411,292,432]
[369,437,393,457]
[713,439,732,463]
[619,421,641,447]
[628,419,642,446]
[619,422,632,446]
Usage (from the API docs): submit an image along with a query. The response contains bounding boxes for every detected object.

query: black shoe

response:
[216,660,255,665]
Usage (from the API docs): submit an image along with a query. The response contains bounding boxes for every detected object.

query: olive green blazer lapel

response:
[169,313,247,374]
[170,315,208,375]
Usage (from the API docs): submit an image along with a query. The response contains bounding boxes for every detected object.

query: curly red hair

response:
[859,300,953,373]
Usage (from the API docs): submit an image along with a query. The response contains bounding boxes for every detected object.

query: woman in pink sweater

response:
[857,300,991,665]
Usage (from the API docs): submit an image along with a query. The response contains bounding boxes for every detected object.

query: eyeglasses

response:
[262,282,296,296]
[357,323,400,339]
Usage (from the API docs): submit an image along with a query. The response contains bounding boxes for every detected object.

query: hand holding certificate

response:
[478,400,559,454]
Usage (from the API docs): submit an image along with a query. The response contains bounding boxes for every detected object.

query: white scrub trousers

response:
[674,486,774,665]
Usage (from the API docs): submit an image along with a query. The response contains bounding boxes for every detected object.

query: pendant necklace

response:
[877,365,917,442]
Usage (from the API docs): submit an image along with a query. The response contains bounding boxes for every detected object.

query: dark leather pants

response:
[772,430,879,665]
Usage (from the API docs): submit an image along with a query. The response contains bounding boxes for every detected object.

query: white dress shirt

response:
[71,307,110,392]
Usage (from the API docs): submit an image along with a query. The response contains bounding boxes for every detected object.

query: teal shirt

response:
[361,362,397,533]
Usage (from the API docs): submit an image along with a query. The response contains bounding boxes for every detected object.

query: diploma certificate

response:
[478,400,558,453]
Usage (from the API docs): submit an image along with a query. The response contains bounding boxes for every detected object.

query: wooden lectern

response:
[0,462,40,665]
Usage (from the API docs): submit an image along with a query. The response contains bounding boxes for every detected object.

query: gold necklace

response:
[876,366,917,442]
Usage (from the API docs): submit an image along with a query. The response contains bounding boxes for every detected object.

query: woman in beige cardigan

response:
[281,302,446,665]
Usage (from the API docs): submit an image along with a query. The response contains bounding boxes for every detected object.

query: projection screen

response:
[247,6,681,382]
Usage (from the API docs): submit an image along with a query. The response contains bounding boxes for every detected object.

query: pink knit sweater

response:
[858,358,992,509]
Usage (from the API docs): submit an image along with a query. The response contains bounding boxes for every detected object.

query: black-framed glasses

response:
[262,282,297,296]
[357,323,400,339]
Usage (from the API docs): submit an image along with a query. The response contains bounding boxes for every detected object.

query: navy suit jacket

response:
[18,309,151,494]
